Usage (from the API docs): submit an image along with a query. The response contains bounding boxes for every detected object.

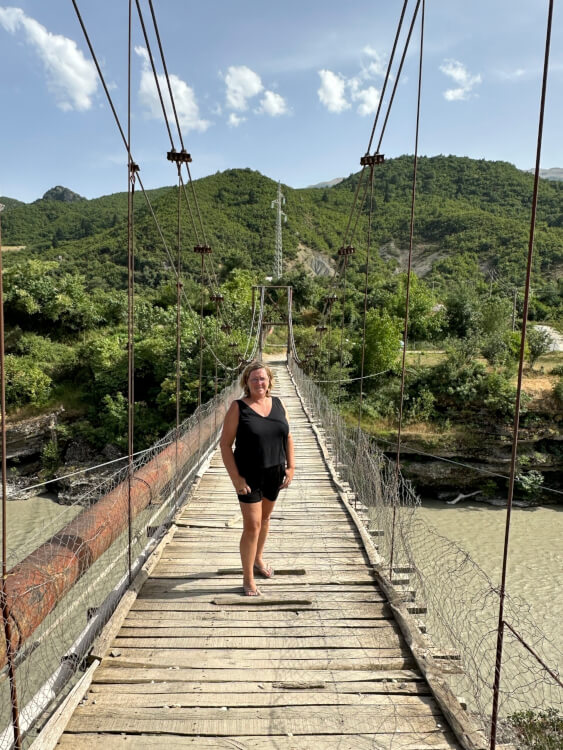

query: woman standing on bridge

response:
[220,361,295,596]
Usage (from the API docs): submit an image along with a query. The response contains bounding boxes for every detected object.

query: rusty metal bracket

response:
[167,148,192,164]
[360,153,384,166]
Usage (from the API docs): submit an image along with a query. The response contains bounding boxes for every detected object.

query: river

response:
[418,499,562,657]
[2,494,82,568]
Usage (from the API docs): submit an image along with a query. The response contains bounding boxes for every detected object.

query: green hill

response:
[0,155,561,479]
[2,156,562,298]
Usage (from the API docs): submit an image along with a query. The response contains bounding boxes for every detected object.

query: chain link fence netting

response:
[290,360,562,749]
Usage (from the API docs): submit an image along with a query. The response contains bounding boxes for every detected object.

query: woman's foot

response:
[243,583,261,596]
[253,561,274,578]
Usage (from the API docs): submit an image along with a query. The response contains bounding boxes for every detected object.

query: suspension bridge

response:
[28,359,479,749]
[0,1,561,748]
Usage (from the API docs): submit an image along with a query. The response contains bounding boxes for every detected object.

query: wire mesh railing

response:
[289,358,562,748]
[0,377,239,748]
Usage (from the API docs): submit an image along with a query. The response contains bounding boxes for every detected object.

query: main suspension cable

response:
[390,0,425,579]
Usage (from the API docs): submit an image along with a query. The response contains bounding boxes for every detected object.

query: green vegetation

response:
[1,156,562,473]
[508,708,562,750]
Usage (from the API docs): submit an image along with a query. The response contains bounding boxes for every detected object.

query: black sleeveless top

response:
[234,396,289,475]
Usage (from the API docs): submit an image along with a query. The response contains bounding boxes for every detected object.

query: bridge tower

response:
[271,181,286,279]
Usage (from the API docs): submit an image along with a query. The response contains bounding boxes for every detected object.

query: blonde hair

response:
[240,361,274,397]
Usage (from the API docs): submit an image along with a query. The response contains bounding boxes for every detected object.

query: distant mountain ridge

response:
[526,167,563,181]
[41,186,85,203]
[306,177,345,189]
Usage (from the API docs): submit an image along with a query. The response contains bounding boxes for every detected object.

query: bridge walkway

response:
[56,364,460,749]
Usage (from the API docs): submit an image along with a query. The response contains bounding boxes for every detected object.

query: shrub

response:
[5,354,53,408]
[515,469,544,503]
[508,708,562,750]
[527,327,553,369]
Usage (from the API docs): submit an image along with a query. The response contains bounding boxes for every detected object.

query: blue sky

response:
[0,0,561,202]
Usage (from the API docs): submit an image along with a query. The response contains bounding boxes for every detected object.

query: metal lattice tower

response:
[271,181,286,279]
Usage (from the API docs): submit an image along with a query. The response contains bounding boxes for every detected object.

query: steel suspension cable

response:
[390,0,425,579]
[376,0,422,155]
[134,0,174,147]
[365,0,411,155]
[147,0,207,243]
[348,169,372,249]
[337,257,350,406]
[317,0,421,347]
[490,2,554,746]
[175,164,182,503]
[134,0,202,247]
[357,163,377,432]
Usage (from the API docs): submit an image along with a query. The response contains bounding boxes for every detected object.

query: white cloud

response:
[224,65,263,110]
[440,59,481,101]
[318,69,380,116]
[257,90,288,116]
[352,85,380,116]
[228,112,246,127]
[361,46,386,78]
[0,6,97,111]
[135,46,210,132]
[317,47,385,117]
[318,69,350,113]
[497,68,527,81]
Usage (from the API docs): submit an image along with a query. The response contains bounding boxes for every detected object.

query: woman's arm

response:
[280,400,295,489]
[220,401,250,494]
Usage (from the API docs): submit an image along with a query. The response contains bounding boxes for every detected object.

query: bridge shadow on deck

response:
[57,364,461,749]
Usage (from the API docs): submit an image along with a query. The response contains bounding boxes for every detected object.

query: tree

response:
[445,284,481,338]
[385,273,445,342]
[527,327,552,369]
[360,309,402,378]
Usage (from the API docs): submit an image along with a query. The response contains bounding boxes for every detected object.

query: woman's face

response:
[247,368,269,397]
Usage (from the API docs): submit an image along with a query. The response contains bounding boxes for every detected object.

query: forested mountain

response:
[1,155,561,493]
[2,156,562,299]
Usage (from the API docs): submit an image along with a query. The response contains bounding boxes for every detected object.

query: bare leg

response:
[239,502,262,594]
[255,498,276,572]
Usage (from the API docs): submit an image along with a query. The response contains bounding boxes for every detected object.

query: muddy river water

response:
[418,499,562,668]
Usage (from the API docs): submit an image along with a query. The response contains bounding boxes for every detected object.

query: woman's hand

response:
[280,466,294,490]
[235,477,251,495]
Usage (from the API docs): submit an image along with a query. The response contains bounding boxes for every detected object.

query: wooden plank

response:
[66,705,446,735]
[113,632,404,648]
[101,655,414,671]
[89,679,430,696]
[92,666,423,684]
[81,691,437,708]
[57,732,460,749]
[103,645,410,660]
[129,601,392,616]
[119,623,398,635]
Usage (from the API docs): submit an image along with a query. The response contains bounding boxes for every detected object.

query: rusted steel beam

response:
[0,401,229,669]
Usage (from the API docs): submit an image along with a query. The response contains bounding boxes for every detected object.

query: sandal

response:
[253,562,274,579]
[243,584,261,597]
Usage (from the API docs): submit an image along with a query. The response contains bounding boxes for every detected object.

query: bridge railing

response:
[0,378,240,749]
[289,360,562,748]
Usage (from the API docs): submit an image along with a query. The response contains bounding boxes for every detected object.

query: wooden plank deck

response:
[57,364,461,749]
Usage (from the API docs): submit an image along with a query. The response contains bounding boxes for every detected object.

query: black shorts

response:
[237,464,285,503]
